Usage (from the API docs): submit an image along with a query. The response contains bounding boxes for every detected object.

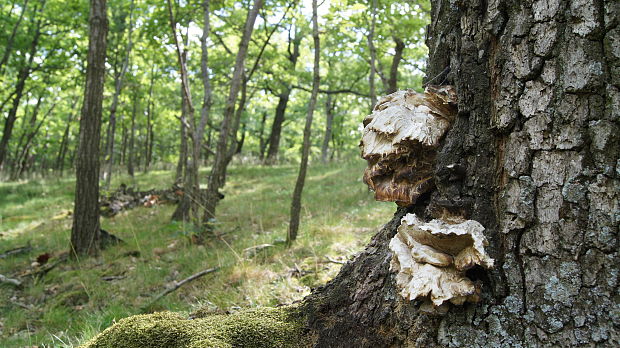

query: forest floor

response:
[0,160,393,347]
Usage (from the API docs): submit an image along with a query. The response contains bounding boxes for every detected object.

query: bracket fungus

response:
[360,86,457,205]
[389,213,494,309]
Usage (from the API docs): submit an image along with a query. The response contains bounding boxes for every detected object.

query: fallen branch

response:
[0,274,22,287]
[0,244,32,259]
[148,267,219,306]
[325,256,346,265]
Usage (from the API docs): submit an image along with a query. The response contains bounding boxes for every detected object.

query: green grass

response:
[0,160,394,347]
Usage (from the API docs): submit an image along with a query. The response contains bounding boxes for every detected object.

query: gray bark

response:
[288,0,320,244]
[301,0,620,346]
[70,0,108,256]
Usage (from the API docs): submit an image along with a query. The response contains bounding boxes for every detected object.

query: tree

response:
[85,0,619,346]
[70,0,108,256]
[202,0,264,226]
[102,0,135,189]
[287,0,320,244]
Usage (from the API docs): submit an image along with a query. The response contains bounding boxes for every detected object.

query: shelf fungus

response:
[389,213,494,311]
[360,86,457,205]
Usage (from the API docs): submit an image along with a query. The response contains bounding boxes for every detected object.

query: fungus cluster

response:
[389,213,494,309]
[360,86,457,206]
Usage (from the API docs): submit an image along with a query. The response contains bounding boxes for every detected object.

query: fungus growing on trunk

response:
[360,86,457,205]
[389,213,494,310]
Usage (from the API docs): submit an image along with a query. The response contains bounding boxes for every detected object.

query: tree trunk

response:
[70,0,108,256]
[299,0,620,346]
[103,0,135,189]
[56,96,79,173]
[0,9,41,171]
[0,0,29,74]
[287,0,320,244]
[144,65,155,173]
[258,111,268,160]
[203,0,263,225]
[320,94,334,163]
[386,37,405,94]
[264,90,290,164]
[265,23,302,164]
[175,85,189,184]
[366,0,378,110]
[127,91,137,177]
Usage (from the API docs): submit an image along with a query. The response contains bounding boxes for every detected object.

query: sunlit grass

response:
[0,160,394,347]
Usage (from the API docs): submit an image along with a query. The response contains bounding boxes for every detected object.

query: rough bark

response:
[203,0,263,225]
[288,0,320,244]
[70,0,108,256]
[299,0,620,346]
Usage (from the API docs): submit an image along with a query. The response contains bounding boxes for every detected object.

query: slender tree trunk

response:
[144,65,155,173]
[56,96,79,173]
[103,0,135,189]
[258,111,268,160]
[366,0,378,110]
[0,0,29,74]
[71,0,108,256]
[321,94,334,164]
[14,102,55,179]
[265,24,302,165]
[0,10,41,171]
[169,0,212,223]
[175,86,188,184]
[127,91,137,177]
[265,90,290,164]
[386,37,405,94]
[120,120,127,165]
[287,0,320,244]
[203,0,263,226]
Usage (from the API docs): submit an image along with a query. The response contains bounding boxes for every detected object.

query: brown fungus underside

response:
[360,86,458,206]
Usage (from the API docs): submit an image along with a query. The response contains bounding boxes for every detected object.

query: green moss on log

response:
[81,306,308,348]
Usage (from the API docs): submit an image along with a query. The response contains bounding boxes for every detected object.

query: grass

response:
[0,160,394,347]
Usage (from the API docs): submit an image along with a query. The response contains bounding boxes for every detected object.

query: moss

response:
[81,306,309,348]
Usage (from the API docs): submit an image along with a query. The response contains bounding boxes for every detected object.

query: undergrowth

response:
[0,160,393,347]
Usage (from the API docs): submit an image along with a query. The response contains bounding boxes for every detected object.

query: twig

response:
[0,244,32,259]
[0,274,22,287]
[148,267,219,306]
[325,256,346,265]
[101,275,126,281]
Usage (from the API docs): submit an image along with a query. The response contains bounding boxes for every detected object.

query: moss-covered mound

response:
[81,306,308,348]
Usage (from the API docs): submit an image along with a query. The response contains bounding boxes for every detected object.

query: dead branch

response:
[148,267,219,306]
[0,244,32,259]
[0,274,22,287]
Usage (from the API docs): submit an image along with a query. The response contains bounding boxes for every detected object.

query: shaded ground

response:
[0,161,393,347]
